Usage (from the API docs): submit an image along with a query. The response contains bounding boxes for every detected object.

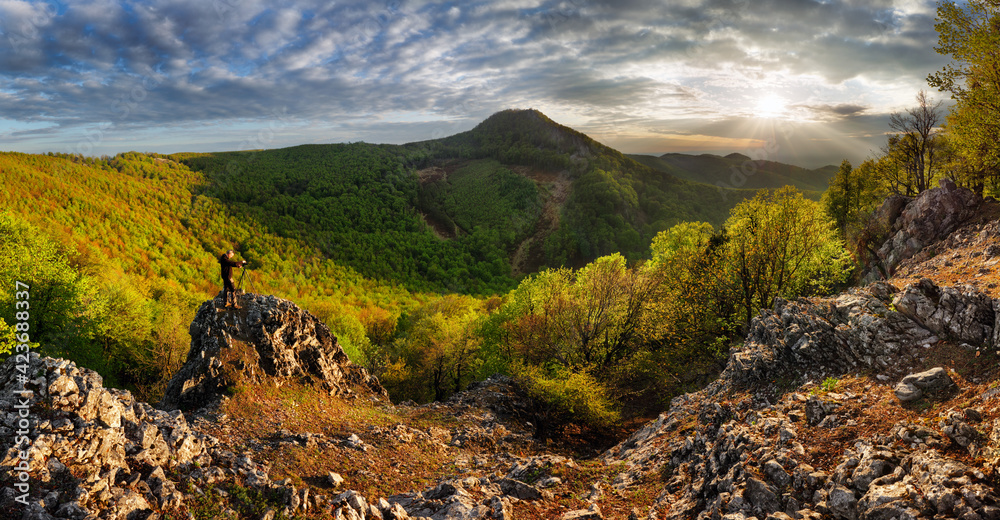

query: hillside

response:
[5,181,1000,520]
[0,152,417,398]
[406,109,760,270]
[175,109,760,287]
[630,152,836,197]
[0,110,775,408]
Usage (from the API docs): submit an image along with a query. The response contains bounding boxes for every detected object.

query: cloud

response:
[791,102,870,121]
[0,0,948,164]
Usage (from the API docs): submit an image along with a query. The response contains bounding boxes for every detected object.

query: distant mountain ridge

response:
[2,110,814,296]
[630,151,836,195]
[169,109,770,290]
[401,109,764,271]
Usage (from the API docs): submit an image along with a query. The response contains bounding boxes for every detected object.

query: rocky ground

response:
[4,179,1000,520]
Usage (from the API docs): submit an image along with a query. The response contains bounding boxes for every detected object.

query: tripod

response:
[236,266,259,295]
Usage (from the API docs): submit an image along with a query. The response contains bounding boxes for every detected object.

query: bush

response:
[513,362,619,439]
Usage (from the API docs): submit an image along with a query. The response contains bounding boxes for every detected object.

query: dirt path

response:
[418,210,455,240]
[511,167,572,275]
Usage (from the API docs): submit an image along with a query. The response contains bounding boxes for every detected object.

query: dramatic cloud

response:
[0,0,950,166]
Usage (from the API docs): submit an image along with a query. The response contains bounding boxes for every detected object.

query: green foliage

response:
[0,152,419,400]
[928,0,1000,196]
[822,160,855,234]
[495,254,659,373]
[178,144,517,295]
[821,159,887,243]
[0,212,155,387]
[821,377,839,392]
[373,294,487,403]
[513,362,619,438]
[420,159,543,242]
[647,222,733,356]
[0,213,88,356]
[0,318,15,357]
[650,221,716,265]
[724,187,852,328]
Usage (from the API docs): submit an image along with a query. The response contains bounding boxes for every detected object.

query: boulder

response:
[563,504,604,519]
[893,367,957,402]
[161,292,386,410]
[864,180,983,281]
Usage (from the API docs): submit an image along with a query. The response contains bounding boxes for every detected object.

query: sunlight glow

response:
[754,94,788,119]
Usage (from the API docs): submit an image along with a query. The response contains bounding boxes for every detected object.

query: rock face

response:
[864,179,985,282]
[723,281,922,388]
[604,277,1000,520]
[0,352,551,520]
[161,292,385,410]
[0,354,268,520]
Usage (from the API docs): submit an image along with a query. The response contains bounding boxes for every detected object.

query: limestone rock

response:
[328,471,346,488]
[161,292,386,410]
[563,504,603,519]
[0,354,270,520]
[863,181,985,281]
[893,279,995,346]
[893,367,957,402]
[940,411,980,449]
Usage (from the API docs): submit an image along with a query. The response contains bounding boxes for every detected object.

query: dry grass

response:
[190,378,665,520]
[207,382,461,500]
[891,206,1000,297]
[782,367,1000,473]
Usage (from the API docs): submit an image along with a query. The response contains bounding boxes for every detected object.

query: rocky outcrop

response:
[161,292,385,410]
[3,354,524,520]
[0,354,271,520]
[723,281,925,388]
[864,179,986,282]
[721,277,1000,390]
[893,278,995,346]
[604,276,1000,519]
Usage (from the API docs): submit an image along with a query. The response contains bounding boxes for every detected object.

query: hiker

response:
[219,249,247,308]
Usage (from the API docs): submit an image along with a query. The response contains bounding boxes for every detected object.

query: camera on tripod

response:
[237,263,259,294]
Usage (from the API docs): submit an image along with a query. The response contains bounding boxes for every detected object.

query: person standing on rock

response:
[219,249,247,308]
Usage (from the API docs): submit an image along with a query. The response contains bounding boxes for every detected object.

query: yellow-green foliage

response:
[724,186,852,327]
[0,319,15,356]
[0,152,422,399]
[493,253,660,373]
[928,0,1000,196]
[513,362,619,430]
[646,221,732,354]
[376,294,488,403]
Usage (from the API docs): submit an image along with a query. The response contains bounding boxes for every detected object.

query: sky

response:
[0,0,953,168]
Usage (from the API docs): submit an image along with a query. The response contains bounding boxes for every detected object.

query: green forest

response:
[2,0,998,435]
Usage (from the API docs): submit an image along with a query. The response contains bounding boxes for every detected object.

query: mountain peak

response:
[450,108,611,163]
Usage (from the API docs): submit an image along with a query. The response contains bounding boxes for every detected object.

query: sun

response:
[754,94,788,119]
